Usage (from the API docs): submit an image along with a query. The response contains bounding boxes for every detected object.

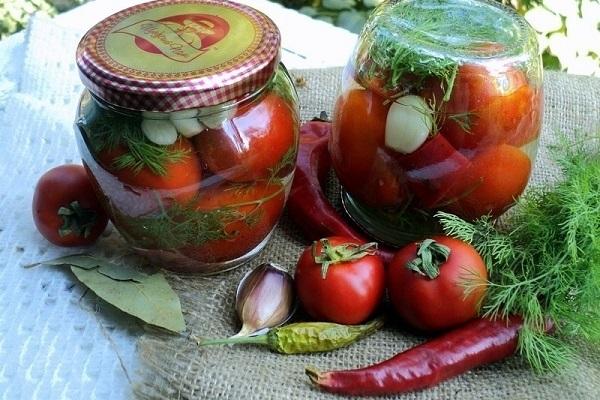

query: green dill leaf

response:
[83,100,188,176]
[435,138,600,372]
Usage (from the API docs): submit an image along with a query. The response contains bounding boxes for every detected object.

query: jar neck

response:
[89,74,274,120]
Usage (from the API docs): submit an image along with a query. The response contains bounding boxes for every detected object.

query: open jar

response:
[74,0,299,273]
[331,0,542,246]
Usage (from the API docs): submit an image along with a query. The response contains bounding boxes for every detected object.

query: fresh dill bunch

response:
[84,101,187,176]
[436,137,600,372]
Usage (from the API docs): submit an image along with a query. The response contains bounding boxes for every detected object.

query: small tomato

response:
[387,236,488,332]
[32,164,108,246]
[295,237,385,325]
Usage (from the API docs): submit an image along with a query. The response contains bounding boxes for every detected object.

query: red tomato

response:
[387,236,488,332]
[32,164,108,246]
[294,237,385,324]
[331,89,406,207]
[181,182,285,263]
[194,92,296,182]
[441,64,533,150]
[446,144,531,219]
[97,137,202,204]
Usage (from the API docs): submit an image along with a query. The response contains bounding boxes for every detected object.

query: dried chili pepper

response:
[306,316,541,396]
[198,318,383,354]
[288,121,394,264]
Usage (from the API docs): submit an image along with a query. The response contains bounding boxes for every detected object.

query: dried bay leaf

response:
[30,253,148,282]
[30,254,186,333]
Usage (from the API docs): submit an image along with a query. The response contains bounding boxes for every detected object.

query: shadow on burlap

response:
[133,68,600,399]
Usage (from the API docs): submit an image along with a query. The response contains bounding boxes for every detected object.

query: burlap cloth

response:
[134,68,600,399]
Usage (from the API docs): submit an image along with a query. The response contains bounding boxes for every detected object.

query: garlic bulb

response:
[234,263,295,337]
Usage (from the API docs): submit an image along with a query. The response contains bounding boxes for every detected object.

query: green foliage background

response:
[1,0,598,75]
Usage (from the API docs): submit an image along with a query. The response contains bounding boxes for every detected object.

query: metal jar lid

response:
[76,0,281,112]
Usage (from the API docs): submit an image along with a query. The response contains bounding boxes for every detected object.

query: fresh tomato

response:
[446,144,531,219]
[97,136,202,204]
[387,236,488,332]
[441,64,533,150]
[194,92,296,182]
[294,237,385,325]
[331,89,406,207]
[181,182,285,263]
[32,164,108,246]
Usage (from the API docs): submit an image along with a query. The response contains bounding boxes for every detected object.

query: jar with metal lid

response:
[331,0,542,246]
[74,0,299,273]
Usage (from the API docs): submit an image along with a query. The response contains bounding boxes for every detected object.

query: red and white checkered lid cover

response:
[76,0,280,112]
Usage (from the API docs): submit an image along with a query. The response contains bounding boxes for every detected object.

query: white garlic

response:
[200,106,238,129]
[141,119,178,145]
[385,95,433,154]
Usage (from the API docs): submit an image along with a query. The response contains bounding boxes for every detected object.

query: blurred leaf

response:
[298,6,318,17]
[525,6,563,33]
[542,52,562,69]
[322,0,356,11]
[337,9,367,33]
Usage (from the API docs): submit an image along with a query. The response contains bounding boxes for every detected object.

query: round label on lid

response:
[76,0,280,111]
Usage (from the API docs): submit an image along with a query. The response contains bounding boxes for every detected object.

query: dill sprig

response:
[359,0,512,99]
[84,102,187,176]
[436,137,600,372]
[115,183,285,250]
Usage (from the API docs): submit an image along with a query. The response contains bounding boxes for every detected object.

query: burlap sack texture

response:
[134,68,600,400]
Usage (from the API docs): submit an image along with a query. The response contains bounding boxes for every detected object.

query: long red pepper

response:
[306,316,525,396]
[288,121,394,264]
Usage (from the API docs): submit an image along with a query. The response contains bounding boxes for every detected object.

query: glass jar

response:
[331,0,542,246]
[74,0,299,273]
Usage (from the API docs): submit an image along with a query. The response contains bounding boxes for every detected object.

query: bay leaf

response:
[28,254,186,333]
[71,266,186,333]
[30,254,148,282]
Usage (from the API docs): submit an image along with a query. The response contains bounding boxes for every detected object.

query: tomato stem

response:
[406,239,451,279]
[312,239,378,279]
[57,201,98,238]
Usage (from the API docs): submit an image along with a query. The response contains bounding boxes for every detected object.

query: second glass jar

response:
[331,0,543,246]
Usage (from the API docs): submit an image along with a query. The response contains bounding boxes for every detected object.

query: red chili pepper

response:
[306,316,527,396]
[288,121,394,264]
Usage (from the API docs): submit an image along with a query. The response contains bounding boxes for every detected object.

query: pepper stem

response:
[312,239,378,279]
[305,366,324,385]
[57,201,98,238]
[405,239,451,279]
[197,332,270,347]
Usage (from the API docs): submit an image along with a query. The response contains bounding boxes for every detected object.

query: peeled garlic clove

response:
[200,106,237,129]
[141,119,178,145]
[169,109,198,119]
[385,95,433,154]
[234,262,295,337]
[170,117,206,138]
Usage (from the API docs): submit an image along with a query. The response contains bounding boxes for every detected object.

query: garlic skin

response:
[234,263,295,337]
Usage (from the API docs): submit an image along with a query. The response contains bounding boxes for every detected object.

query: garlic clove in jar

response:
[385,95,433,154]
[200,106,238,129]
[170,117,206,138]
[234,263,295,337]
[141,119,178,145]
